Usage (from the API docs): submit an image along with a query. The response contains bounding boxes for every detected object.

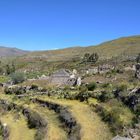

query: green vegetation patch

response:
[0,75,10,83]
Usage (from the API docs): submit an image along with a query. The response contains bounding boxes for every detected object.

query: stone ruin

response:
[49,69,81,86]
[98,64,115,74]
[85,64,115,75]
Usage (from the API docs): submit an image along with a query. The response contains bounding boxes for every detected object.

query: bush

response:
[10,72,25,84]
[4,86,26,95]
[99,91,114,102]
[116,83,128,92]
[0,76,10,83]
[76,92,90,102]
[87,82,97,91]
[95,99,134,135]
[30,84,39,90]
[102,83,112,89]
[136,53,140,63]
[88,98,99,107]
[135,104,140,116]
[76,86,89,101]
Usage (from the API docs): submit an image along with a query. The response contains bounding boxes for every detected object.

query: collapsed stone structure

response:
[50,69,81,86]
[85,64,115,75]
[98,64,115,74]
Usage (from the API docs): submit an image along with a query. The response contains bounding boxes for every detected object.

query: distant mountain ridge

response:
[1,35,140,59]
[0,46,29,57]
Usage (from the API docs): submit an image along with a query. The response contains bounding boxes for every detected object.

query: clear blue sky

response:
[0,0,140,50]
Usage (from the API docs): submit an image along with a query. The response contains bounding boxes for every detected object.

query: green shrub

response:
[0,76,10,83]
[95,99,134,135]
[135,104,140,116]
[102,83,112,89]
[87,82,97,91]
[88,98,99,106]
[76,92,90,102]
[10,72,25,84]
[78,85,88,93]
[30,84,38,90]
[99,91,114,102]
[136,53,140,63]
[116,83,128,92]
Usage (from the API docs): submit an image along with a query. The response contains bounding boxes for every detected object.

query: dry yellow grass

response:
[0,94,67,140]
[23,35,140,61]
[0,112,35,140]
[30,104,67,140]
[36,96,113,140]
[0,92,113,140]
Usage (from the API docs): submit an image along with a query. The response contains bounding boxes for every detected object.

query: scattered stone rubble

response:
[85,64,115,75]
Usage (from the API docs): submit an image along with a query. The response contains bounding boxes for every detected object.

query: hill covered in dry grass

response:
[0,46,29,57]
[25,35,140,61]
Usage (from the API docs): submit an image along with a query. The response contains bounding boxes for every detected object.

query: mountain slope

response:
[86,35,140,59]
[0,46,29,57]
[26,35,140,61]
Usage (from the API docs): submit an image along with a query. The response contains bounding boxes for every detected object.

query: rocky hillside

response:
[0,46,29,57]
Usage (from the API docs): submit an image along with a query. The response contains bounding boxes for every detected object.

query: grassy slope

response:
[25,35,140,61]
[4,35,139,73]
[36,96,113,140]
[0,46,28,57]
[0,93,67,140]
[0,92,112,140]
[30,104,67,140]
[0,112,35,140]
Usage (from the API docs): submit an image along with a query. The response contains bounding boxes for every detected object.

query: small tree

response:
[83,53,90,62]
[5,64,11,75]
[5,62,16,75]
[88,53,99,63]
[136,53,140,63]
[0,67,4,74]
[10,72,25,84]
[87,82,97,91]
[11,62,16,73]
[83,52,99,64]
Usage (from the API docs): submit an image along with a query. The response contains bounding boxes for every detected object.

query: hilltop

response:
[0,46,29,57]
[1,35,140,60]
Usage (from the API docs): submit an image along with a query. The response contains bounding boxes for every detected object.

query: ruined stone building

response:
[49,69,81,86]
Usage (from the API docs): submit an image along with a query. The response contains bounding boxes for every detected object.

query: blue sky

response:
[0,0,140,50]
